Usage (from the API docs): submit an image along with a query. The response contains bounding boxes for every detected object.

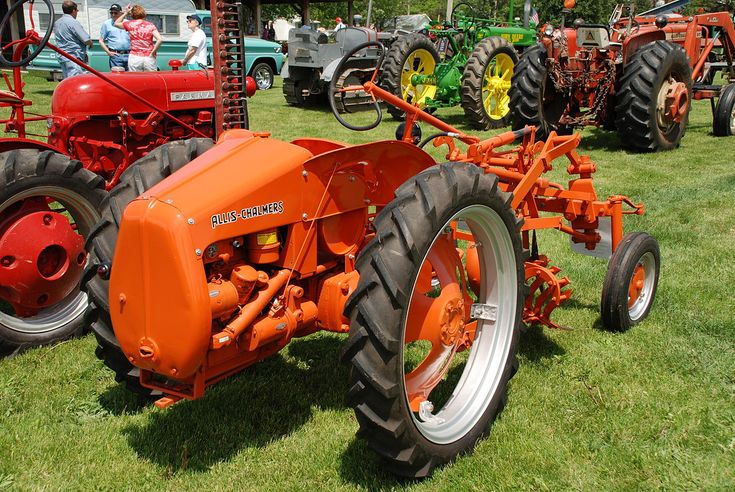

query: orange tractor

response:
[511,0,735,151]
[84,1,662,472]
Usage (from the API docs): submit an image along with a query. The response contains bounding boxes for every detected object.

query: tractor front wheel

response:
[510,43,571,139]
[615,41,692,152]
[461,37,518,130]
[84,138,213,395]
[601,232,660,332]
[0,149,105,351]
[713,83,735,137]
[381,34,440,120]
[342,163,525,477]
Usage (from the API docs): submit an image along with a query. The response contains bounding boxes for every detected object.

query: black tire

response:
[381,34,440,120]
[614,41,692,152]
[601,232,660,332]
[84,138,213,395]
[461,37,519,130]
[342,163,525,477]
[510,43,571,139]
[713,83,735,137]
[251,62,275,90]
[0,149,105,350]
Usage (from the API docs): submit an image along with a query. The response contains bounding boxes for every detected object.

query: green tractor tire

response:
[381,34,440,120]
[461,36,519,130]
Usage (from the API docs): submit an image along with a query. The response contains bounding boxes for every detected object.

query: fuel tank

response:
[51,69,216,118]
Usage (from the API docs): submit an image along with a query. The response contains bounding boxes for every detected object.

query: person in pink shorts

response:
[114,4,162,71]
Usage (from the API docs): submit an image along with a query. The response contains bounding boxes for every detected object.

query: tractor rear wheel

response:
[461,36,518,129]
[615,41,692,152]
[342,163,525,477]
[601,232,660,332]
[381,34,440,120]
[0,149,105,351]
[510,43,571,139]
[713,83,735,137]
[84,138,213,395]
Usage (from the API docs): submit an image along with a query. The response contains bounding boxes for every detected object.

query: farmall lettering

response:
[210,201,285,228]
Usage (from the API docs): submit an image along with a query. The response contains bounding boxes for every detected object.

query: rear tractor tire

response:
[0,149,105,351]
[381,34,440,120]
[510,43,572,139]
[461,36,518,130]
[615,40,692,152]
[84,138,214,395]
[713,83,735,137]
[601,232,660,332]
[342,163,525,477]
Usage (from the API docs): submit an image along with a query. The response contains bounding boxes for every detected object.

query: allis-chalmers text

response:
[210,201,284,229]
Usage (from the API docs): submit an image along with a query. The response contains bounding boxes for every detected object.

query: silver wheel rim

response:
[254,66,272,89]
[628,251,656,322]
[0,185,98,333]
[403,204,517,444]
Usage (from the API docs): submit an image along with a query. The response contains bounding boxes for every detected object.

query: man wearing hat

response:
[335,16,346,31]
[181,13,208,70]
[99,3,130,70]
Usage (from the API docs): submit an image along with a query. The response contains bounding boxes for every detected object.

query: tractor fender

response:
[0,138,65,155]
[622,31,667,65]
[322,58,342,83]
[281,61,289,79]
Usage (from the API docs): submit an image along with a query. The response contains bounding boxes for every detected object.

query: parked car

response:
[24,2,284,90]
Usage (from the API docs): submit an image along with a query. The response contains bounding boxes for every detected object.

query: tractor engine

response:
[47,70,215,189]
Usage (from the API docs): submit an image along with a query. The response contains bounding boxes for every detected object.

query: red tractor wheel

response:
[85,138,213,395]
[0,149,105,350]
[342,163,525,477]
[614,41,692,152]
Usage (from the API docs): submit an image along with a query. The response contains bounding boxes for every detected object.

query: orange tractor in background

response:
[84,2,662,472]
[511,0,735,151]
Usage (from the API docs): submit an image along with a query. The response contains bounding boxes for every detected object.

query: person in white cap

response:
[181,13,208,70]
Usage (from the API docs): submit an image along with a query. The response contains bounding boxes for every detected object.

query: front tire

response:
[713,83,735,137]
[84,138,213,395]
[601,232,660,332]
[251,62,275,90]
[342,163,525,477]
[381,34,440,120]
[461,37,518,129]
[0,149,105,350]
[615,41,692,152]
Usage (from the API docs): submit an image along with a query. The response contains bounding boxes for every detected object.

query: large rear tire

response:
[614,41,692,152]
[461,36,518,129]
[509,43,570,139]
[381,34,440,120]
[342,163,525,477]
[0,149,105,351]
[713,83,735,137]
[84,138,213,395]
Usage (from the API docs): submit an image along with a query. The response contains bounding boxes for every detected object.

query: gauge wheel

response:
[713,83,735,137]
[343,162,525,477]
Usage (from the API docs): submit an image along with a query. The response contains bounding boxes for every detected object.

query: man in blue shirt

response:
[53,0,92,78]
[99,3,130,70]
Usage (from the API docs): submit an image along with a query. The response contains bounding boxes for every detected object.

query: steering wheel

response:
[329,41,386,131]
[450,2,477,25]
[0,0,54,67]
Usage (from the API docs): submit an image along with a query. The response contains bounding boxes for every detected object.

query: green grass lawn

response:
[1,72,734,490]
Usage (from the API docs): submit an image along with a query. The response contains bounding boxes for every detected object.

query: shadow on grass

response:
[518,324,565,362]
[98,384,151,416]
[340,438,409,490]
[120,335,348,472]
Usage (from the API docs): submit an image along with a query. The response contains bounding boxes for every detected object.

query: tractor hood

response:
[51,70,215,118]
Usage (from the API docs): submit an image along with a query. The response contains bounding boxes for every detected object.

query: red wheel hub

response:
[627,264,646,309]
[665,81,689,123]
[0,210,85,316]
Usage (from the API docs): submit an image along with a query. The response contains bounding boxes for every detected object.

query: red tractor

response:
[82,25,661,476]
[0,0,254,351]
[511,0,735,151]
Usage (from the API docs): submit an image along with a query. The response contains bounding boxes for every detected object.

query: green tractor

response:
[381,0,539,129]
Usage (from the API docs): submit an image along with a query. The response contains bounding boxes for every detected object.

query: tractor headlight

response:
[544,24,555,37]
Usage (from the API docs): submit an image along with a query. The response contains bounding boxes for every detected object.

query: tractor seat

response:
[0,89,23,105]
